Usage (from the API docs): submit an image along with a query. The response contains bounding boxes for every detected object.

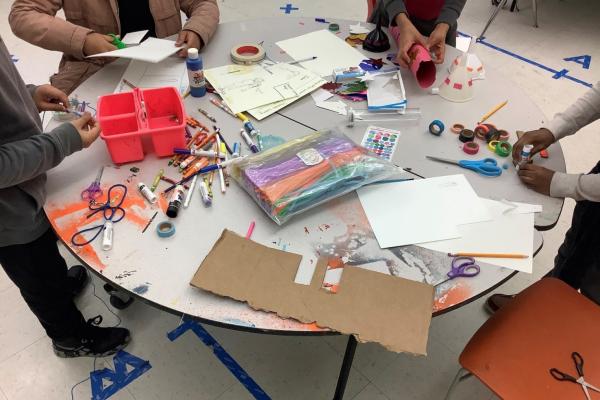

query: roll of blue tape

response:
[156,221,175,238]
[429,120,444,136]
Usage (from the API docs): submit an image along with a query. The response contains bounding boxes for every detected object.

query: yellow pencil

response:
[478,100,508,124]
[448,252,528,259]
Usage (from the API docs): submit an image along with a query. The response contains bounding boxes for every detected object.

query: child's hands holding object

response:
[513,128,556,195]
[32,85,69,113]
[69,112,101,148]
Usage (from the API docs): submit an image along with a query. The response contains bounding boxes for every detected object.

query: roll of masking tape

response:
[231,44,266,65]
[495,141,512,157]
[428,120,445,136]
[451,123,465,134]
[156,221,175,238]
[459,129,475,143]
[463,141,480,155]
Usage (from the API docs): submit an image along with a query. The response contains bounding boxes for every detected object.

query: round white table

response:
[43,17,559,399]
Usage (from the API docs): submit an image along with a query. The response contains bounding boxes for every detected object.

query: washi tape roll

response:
[428,120,444,136]
[328,23,340,32]
[495,141,512,157]
[463,141,479,155]
[488,140,499,152]
[231,44,266,65]
[451,123,464,134]
[459,129,475,143]
[474,124,489,140]
[483,123,499,142]
[156,221,176,238]
[498,129,510,142]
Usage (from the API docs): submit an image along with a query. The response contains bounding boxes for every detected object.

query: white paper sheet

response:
[419,198,534,273]
[311,88,334,103]
[357,174,491,248]
[315,100,347,115]
[367,71,407,111]
[456,36,472,53]
[88,37,182,63]
[121,30,149,46]
[276,30,366,77]
[115,57,188,95]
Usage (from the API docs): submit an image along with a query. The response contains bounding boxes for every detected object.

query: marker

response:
[173,148,225,158]
[216,130,233,155]
[288,56,317,65]
[210,97,235,116]
[198,108,216,123]
[151,169,164,192]
[240,129,259,153]
[216,135,226,194]
[163,157,246,193]
[236,112,259,137]
[232,142,241,158]
[245,221,256,239]
[102,221,113,251]
[183,158,209,179]
[183,175,198,208]
[221,142,230,187]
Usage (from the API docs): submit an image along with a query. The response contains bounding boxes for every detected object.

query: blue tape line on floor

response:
[90,350,152,400]
[457,31,593,89]
[168,319,271,400]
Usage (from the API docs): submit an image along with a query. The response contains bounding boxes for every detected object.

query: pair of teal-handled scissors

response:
[426,156,503,177]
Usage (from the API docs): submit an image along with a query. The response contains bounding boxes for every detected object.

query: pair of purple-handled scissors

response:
[81,166,104,202]
[435,256,481,287]
[426,156,503,177]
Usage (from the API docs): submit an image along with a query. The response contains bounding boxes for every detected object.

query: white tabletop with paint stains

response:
[44,17,554,333]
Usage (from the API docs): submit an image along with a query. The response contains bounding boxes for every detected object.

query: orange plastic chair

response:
[445,278,600,400]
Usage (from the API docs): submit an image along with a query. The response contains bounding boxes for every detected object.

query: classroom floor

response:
[0,1,599,399]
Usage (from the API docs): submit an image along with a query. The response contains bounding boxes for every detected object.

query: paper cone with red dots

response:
[438,55,473,102]
[450,52,485,80]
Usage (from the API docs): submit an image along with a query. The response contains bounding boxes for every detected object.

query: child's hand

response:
[69,113,101,148]
[517,164,555,195]
[83,33,117,56]
[176,30,203,57]
[512,128,555,162]
[427,23,449,64]
[33,85,69,112]
[394,13,427,68]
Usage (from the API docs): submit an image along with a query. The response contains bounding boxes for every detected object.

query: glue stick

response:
[517,144,534,170]
[186,48,206,97]
[198,179,212,206]
[166,185,185,218]
[102,221,113,251]
[138,182,157,204]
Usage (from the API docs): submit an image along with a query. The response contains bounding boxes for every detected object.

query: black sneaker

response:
[52,316,131,358]
[67,265,89,297]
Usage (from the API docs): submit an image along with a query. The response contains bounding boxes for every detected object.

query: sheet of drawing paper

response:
[88,38,182,63]
[276,30,366,77]
[367,72,407,110]
[114,57,188,95]
[206,62,325,114]
[190,230,435,355]
[357,175,491,248]
[418,198,534,273]
[121,30,149,46]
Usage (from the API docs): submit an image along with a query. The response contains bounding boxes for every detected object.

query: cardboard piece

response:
[191,230,434,355]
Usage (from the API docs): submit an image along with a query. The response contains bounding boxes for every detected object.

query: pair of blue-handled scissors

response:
[435,256,481,287]
[426,156,503,177]
[550,352,600,400]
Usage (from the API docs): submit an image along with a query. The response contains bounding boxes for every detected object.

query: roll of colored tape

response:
[451,123,465,134]
[485,128,500,142]
[463,141,479,155]
[474,124,489,140]
[459,129,475,143]
[428,120,444,136]
[495,141,512,157]
[328,23,340,32]
[498,129,510,141]
[156,221,175,238]
[231,44,266,65]
[488,140,499,152]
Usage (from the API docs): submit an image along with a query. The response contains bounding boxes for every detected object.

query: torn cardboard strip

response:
[190,229,434,355]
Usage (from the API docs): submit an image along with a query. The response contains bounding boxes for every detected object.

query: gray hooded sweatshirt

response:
[0,36,82,246]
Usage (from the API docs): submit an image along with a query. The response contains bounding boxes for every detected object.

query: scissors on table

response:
[426,156,503,177]
[435,256,481,287]
[81,166,104,202]
[550,352,600,400]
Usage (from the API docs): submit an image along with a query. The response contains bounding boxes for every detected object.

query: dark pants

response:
[552,161,600,305]
[0,229,85,341]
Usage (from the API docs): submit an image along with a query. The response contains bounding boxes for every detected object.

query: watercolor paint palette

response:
[361,126,401,161]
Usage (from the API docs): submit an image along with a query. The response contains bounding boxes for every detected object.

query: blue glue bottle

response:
[186,48,206,97]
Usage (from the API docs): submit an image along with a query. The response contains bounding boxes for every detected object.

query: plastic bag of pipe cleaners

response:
[230,129,399,225]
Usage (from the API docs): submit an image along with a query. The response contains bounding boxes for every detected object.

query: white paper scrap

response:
[315,100,347,115]
[88,37,182,63]
[349,23,371,34]
[121,30,149,46]
[276,30,365,77]
[311,88,334,103]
